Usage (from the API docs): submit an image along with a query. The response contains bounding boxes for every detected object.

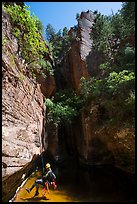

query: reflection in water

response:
[13,161,135,202]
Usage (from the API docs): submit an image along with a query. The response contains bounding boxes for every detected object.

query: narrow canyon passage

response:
[13,159,135,202]
[2,3,135,203]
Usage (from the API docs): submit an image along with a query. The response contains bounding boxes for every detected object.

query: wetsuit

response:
[26,168,56,196]
[43,168,56,184]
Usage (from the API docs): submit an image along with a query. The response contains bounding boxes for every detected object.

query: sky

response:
[24,2,122,37]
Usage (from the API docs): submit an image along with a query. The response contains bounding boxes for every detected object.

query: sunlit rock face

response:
[2,7,45,177]
[77,11,94,61]
[56,11,95,92]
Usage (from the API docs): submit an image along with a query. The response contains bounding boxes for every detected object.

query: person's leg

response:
[26,179,42,193]
[26,181,36,193]
[42,184,47,196]
[33,179,43,197]
[33,183,39,197]
[45,181,50,193]
[51,181,57,189]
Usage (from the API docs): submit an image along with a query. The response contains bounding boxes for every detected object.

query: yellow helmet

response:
[46,163,50,169]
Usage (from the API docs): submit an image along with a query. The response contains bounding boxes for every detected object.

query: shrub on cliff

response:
[3,3,53,79]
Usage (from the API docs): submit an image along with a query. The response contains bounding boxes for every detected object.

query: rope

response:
[33,85,45,175]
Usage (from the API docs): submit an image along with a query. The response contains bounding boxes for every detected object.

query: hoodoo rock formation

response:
[55,11,95,92]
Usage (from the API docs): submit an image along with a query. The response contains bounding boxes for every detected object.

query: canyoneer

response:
[26,163,57,197]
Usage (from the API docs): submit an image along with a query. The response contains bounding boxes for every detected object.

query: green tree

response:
[45,24,72,61]
[110,12,124,39]
[45,90,83,123]
[91,3,135,72]
[45,23,56,42]
[121,2,135,36]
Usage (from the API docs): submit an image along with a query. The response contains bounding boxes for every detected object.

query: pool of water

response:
[13,163,135,202]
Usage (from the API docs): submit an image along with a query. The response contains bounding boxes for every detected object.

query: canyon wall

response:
[62,102,135,174]
[2,7,56,201]
[57,11,135,174]
[2,7,45,177]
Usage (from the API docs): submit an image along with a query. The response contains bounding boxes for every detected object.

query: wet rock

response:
[2,155,39,202]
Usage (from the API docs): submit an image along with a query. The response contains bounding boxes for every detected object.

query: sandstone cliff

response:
[2,7,45,177]
[2,6,54,201]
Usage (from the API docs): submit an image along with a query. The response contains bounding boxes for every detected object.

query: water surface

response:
[13,164,135,202]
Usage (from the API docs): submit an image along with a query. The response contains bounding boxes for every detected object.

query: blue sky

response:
[24,2,122,37]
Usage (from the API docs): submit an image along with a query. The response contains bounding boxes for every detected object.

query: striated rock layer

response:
[2,9,44,175]
[2,7,48,201]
